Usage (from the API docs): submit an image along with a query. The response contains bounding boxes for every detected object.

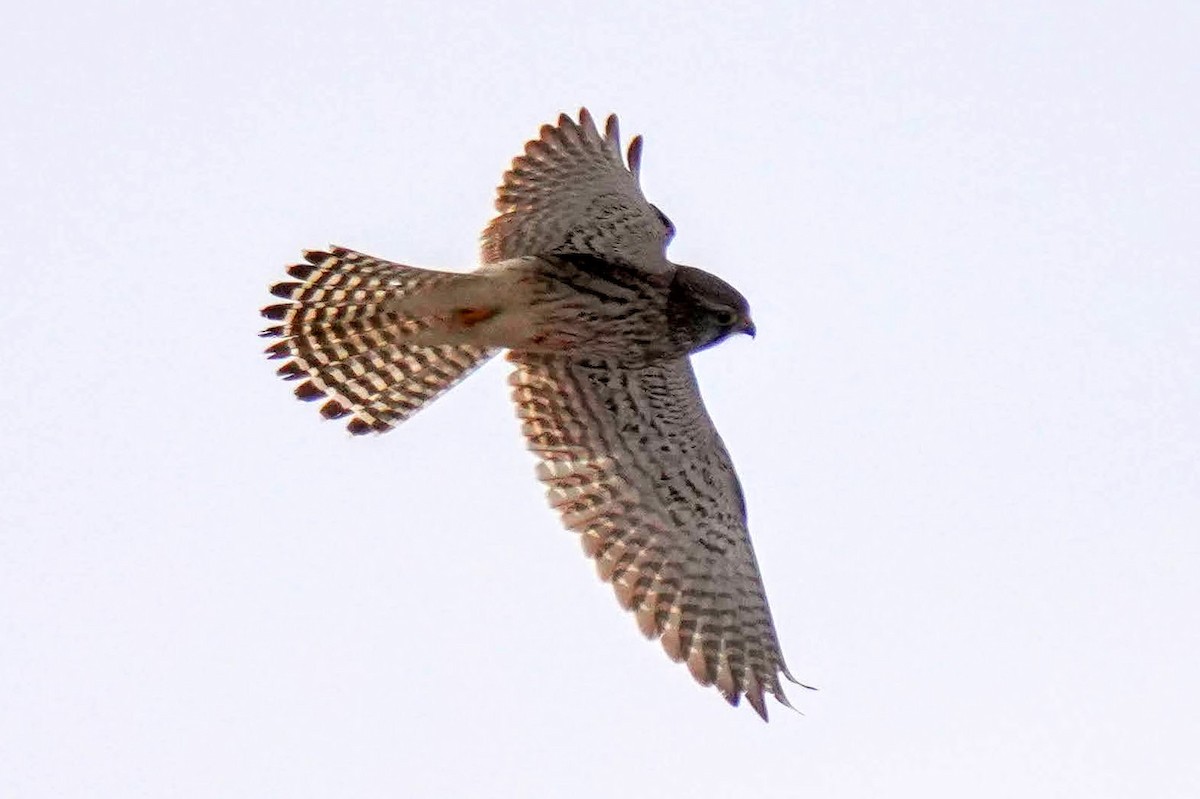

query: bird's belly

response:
[477,257,688,363]
[514,303,685,364]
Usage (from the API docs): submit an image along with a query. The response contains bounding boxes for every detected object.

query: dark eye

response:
[715,310,738,326]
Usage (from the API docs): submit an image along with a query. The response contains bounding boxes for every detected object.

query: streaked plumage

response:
[261,109,800,719]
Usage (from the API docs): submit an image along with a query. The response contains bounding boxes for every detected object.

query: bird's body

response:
[261,109,799,719]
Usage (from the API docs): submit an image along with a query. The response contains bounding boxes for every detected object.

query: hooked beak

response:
[740,317,757,338]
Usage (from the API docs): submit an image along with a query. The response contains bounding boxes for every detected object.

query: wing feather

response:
[508,351,797,719]
[482,108,674,272]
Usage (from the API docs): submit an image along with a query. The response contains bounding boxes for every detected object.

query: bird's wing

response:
[507,351,797,719]
[482,108,675,274]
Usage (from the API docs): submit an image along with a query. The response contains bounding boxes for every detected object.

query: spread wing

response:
[482,108,675,274]
[508,351,797,719]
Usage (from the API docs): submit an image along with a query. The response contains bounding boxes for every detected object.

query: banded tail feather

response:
[261,247,497,433]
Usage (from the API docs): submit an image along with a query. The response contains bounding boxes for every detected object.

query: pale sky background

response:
[2,2,1197,797]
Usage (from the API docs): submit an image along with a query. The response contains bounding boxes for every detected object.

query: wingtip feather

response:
[627,134,644,178]
[686,646,714,686]
[747,688,769,721]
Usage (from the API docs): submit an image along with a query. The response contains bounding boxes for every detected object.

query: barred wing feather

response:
[508,351,796,719]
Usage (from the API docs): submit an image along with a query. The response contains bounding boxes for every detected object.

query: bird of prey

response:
[261,109,801,719]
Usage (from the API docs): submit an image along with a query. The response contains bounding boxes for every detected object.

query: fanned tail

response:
[260,247,497,434]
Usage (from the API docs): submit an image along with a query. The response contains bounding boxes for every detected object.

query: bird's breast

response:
[504,256,692,364]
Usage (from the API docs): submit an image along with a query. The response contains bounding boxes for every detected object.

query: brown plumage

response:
[261,109,801,719]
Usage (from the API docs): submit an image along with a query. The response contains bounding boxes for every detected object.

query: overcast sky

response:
[2,2,1197,797]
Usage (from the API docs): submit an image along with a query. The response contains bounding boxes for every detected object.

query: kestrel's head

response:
[669,265,755,353]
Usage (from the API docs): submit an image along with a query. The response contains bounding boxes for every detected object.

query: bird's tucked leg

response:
[450,306,499,328]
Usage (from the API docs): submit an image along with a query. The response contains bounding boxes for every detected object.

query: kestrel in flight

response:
[261,109,801,719]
